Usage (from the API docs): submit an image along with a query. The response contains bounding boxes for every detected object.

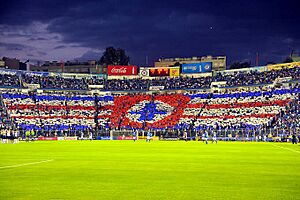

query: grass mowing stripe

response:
[270,143,300,154]
[0,159,54,169]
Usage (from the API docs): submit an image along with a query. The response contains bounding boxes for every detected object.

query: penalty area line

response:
[0,159,54,169]
[270,143,300,154]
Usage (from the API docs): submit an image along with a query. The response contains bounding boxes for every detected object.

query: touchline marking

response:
[271,143,300,154]
[0,159,54,169]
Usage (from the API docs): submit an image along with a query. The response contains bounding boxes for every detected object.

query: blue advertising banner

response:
[181,62,212,74]
[0,69,18,75]
[24,71,49,77]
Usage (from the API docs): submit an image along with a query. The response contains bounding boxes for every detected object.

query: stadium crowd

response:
[21,74,105,90]
[0,65,300,141]
[0,98,11,130]
[0,74,20,88]
[179,87,295,131]
[214,67,300,87]
[0,66,300,91]
[105,78,149,91]
[272,97,300,130]
[0,83,299,140]
[149,76,212,90]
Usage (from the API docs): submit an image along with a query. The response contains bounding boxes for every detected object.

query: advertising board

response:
[139,67,150,77]
[267,62,300,71]
[181,62,212,74]
[107,65,138,76]
[149,68,169,77]
[169,67,180,77]
[149,86,165,91]
[38,137,58,141]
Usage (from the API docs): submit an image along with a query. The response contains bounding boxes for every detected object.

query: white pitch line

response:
[0,159,54,169]
[271,143,300,154]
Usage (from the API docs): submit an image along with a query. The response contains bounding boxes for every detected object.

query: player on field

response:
[89,131,93,141]
[183,131,188,142]
[80,131,84,141]
[0,129,5,144]
[245,131,249,142]
[14,129,19,143]
[202,131,208,144]
[212,132,217,144]
[25,129,30,142]
[146,131,152,142]
[7,129,12,144]
[64,130,67,140]
[133,130,137,142]
[292,134,298,144]
[12,129,18,144]
[263,134,267,142]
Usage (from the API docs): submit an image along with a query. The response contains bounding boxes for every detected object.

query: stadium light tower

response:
[255,52,259,66]
[145,56,149,66]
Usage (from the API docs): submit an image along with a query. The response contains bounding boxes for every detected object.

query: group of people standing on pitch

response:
[182,131,217,144]
[0,129,19,144]
[198,132,217,144]
[132,130,153,142]
[79,131,93,141]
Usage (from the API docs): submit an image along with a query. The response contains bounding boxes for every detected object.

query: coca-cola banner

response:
[107,65,138,76]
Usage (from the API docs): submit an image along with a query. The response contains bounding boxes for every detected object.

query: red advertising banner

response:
[57,137,78,140]
[107,65,138,76]
[117,136,134,140]
[38,136,58,141]
[149,68,170,77]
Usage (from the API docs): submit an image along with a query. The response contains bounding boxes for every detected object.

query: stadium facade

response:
[154,55,226,71]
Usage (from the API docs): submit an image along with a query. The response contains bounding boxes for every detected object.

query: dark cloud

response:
[54,45,66,49]
[75,50,102,61]
[0,0,299,65]
[37,51,47,56]
[0,42,27,51]
[28,37,47,41]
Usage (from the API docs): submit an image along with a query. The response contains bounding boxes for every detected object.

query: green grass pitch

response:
[0,140,300,200]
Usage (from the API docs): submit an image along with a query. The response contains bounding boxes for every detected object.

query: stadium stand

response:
[0,74,20,88]
[1,85,299,138]
[149,76,212,90]
[213,67,300,87]
[0,64,300,140]
[0,95,12,130]
[105,78,149,91]
[179,87,297,130]
[272,94,300,130]
[1,65,300,91]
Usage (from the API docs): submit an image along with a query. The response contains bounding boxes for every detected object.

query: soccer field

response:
[0,141,300,200]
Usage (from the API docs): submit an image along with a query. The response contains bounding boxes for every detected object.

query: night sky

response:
[0,0,299,65]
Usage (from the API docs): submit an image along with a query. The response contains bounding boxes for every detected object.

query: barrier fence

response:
[1,127,299,142]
